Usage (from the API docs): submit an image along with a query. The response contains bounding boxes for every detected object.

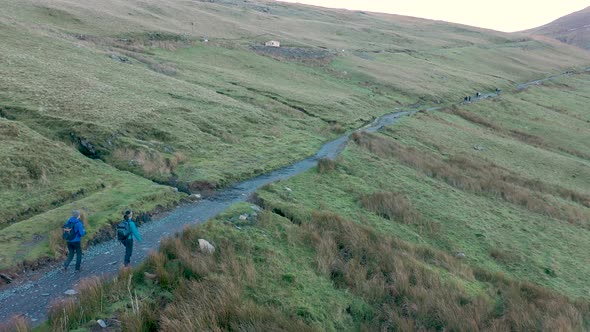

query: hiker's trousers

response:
[64,241,82,271]
[123,238,134,266]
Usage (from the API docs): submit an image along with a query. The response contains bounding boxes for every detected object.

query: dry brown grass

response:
[353,132,590,226]
[453,109,502,131]
[113,148,186,177]
[452,109,590,160]
[489,247,522,265]
[360,191,422,225]
[0,315,30,332]
[140,229,313,331]
[303,210,590,331]
[49,206,590,331]
[47,297,79,332]
[317,158,336,174]
[77,276,105,320]
[46,276,105,331]
[160,279,312,332]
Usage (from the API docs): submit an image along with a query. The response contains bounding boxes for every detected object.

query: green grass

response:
[0,117,184,270]
[1,0,590,300]
[45,201,590,331]
[255,75,590,300]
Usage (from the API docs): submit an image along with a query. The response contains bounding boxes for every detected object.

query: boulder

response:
[198,239,215,254]
[97,319,107,328]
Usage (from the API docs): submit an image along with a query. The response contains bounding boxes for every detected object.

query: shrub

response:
[360,191,422,225]
[317,158,336,174]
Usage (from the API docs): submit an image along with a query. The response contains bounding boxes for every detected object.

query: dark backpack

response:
[62,221,77,241]
[117,220,131,241]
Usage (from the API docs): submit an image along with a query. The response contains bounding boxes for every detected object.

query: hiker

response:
[463,96,468,103]
[468,96,471,102]
[117,210,142,267]
[495,88,501,95]
[63,210,86,272]
[476,92,481,98]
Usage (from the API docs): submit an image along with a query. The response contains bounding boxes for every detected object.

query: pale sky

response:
[277,0,589,32]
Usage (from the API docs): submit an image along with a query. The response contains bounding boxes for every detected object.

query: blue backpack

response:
[117,220,131,241]
[62,221,77,241]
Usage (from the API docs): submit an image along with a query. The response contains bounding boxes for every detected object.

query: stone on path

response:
[64,289,77,296]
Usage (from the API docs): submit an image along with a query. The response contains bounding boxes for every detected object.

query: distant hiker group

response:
[463,88,501,104]
[62,209,141,272]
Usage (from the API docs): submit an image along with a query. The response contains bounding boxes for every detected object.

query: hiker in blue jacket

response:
[63,210,86,272]
[120,210,142,267]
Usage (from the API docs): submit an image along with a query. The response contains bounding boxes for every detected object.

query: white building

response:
[265,40,280,47]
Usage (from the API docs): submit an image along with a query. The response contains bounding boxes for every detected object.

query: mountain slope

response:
[526,6,590,50]
[1,0,590,281]
[1,0,590,330]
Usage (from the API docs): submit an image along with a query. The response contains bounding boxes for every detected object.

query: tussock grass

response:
[47,298,78,332]
[452,108,590,160]
[317,158,337,174]
[160,279,312,331]
[353,132,590,226]
[50,204,590,330]
[0,315,30,332]
[112,147,186,179]
[360,191,422,225]
[47,276,105,331]
[304,210,589,330]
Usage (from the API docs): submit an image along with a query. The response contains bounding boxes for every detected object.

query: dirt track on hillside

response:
[0,68,583,326]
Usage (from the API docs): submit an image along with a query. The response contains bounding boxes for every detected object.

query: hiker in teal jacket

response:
[121,210,142,267]
[63,210,86,272]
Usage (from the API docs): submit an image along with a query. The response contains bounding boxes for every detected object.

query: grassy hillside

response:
[0,116,186,270]
[0,0,587,329]
[1,0,590,307]
[39,67,590,332]
[526,6,590,50]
